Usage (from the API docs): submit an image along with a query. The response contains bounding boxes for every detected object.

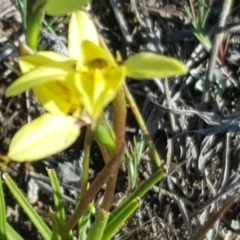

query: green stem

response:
[124,84,162,167]
[81,126,92,196]
[60,151,123,238]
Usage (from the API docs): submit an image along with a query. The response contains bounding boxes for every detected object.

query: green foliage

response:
[185,0,212,51]
[3,173,52,239]
[0,174,7,240]
[125,133,145,189]
[0,168,165,239]
[86,209,109,240]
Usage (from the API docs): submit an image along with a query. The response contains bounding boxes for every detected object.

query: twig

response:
[189,195,238,240]
[109,0,134,45]
[218,132,231,191]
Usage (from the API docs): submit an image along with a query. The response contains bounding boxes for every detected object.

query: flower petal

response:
[8,113,81,162]
[33,81,82,116]
[6,65,74,97]
[70,66,125,119]
[92,67,125,118]
[45,0,90,16]
[19,51,73,73]
[123,53,188,79]
[80,41,116,67]
[69,11,99,60]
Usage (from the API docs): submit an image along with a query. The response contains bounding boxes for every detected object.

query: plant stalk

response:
[102,87,127,211]
[60,151,123,238]
[81,126,92,196]
[124,84,162,167]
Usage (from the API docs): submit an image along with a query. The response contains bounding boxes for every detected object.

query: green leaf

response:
[47,169,66,222]
[6,223,24,240]
[78,203,95,239]
[0,174,7,240]
[45,0,90,16]
[102,198,140,240]
[124,53,187,79]
[50,210,64,240]
[48,170,74,240]
[86,209,109,240]
[26,0,47,50]
[3,173,52,240]
[8,113,81,162]
[108,168,165,223]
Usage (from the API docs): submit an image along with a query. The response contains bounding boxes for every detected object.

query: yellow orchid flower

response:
[7,12,126,120]
[6,11,187,162]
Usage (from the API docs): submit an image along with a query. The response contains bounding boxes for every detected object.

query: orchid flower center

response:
[88,58,108,69]
[75,58,111,73]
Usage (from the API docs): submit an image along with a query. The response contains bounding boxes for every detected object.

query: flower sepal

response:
[123,52,188,79]
[8,113,81,162]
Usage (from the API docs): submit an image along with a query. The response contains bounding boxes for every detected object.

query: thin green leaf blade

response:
[102,198,140,240]
[0,173,7,240]
[3,173,52,240]
[50,210,64,240]
[47,169,66,222]
[6,223,24,240]
[109,168,165,223]
[78,203,95,240]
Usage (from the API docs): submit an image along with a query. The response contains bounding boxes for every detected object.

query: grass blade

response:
[102,198,140,240]
[0,173,7,240]
[108,168,165,223]
[47,168,66,222]
[3,173,52,240]
[6,223,24,240]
